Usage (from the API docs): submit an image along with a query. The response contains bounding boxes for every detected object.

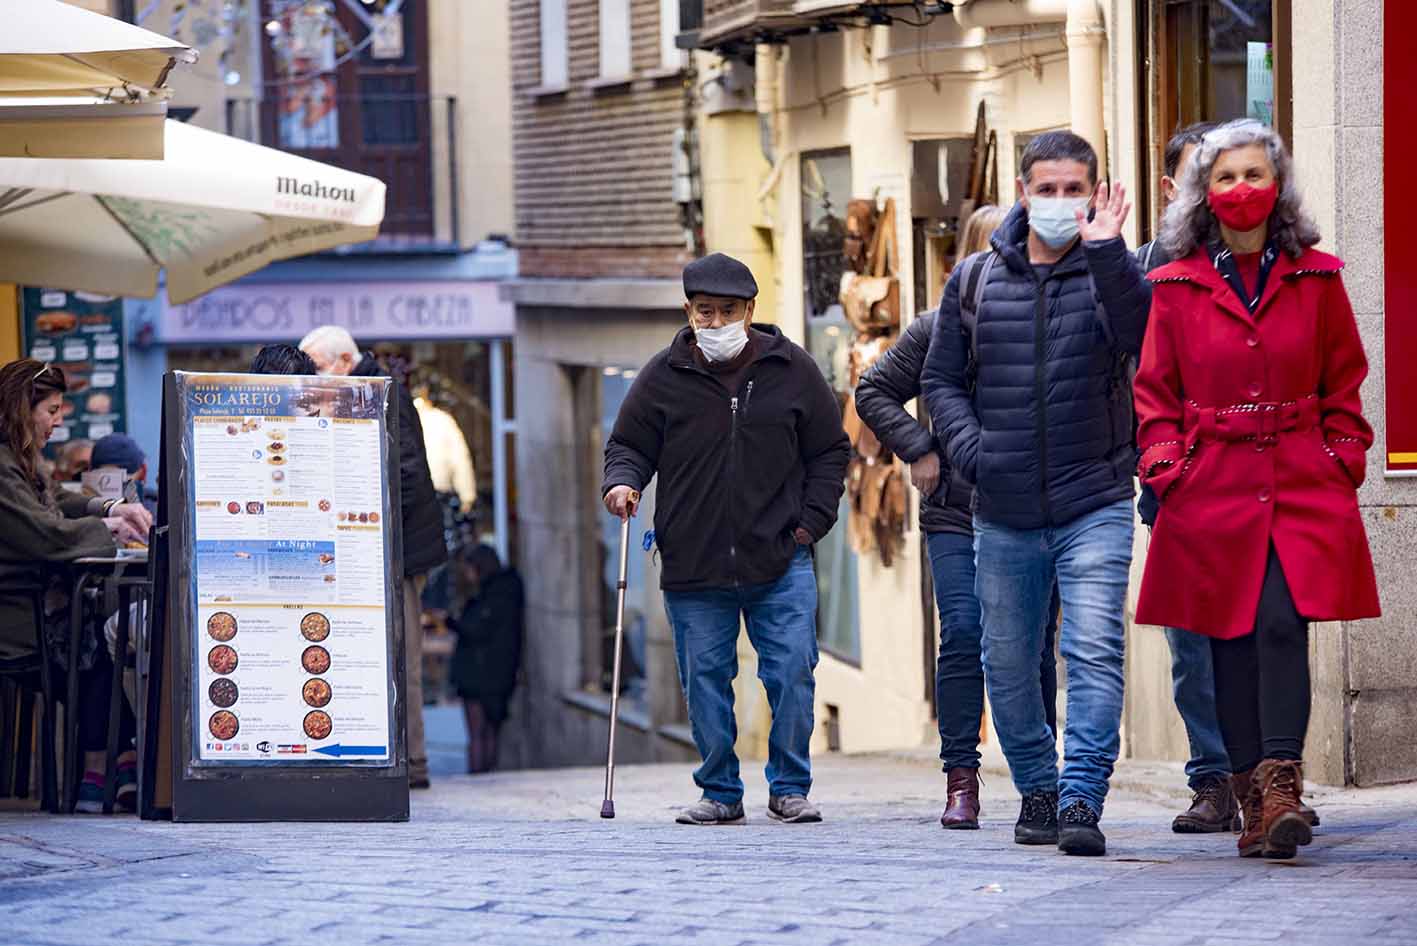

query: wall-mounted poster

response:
[21,287,126,451]
[1385,2,1417,476]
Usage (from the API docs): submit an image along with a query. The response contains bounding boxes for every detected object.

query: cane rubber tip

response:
[600,800,616,819]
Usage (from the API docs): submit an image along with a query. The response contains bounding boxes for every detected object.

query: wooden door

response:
[262,2,434,239]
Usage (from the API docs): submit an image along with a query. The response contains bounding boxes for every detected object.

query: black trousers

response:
[51,647,136,756]
[1209,546,1310,774]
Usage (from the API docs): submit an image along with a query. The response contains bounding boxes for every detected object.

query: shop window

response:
[591,366,651,707]
[800,149,861,665]
[1138,0,1291,237]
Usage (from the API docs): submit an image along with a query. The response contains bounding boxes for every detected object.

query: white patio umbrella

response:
[1,0,197,158]
[0,119,386,303]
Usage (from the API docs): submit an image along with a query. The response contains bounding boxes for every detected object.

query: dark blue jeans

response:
[662,548,819,804]
[927,531,1058,771]
[974,498,1133,816]
[1165,626,1232,787]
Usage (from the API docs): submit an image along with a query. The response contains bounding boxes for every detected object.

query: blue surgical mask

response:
[1028,196,1090,248]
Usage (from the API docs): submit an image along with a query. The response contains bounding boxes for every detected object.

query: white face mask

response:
[1028,196,1090,248]
[695,321,749,362]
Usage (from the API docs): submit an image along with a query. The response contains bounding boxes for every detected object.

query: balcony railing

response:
[692,0,807,48]
[682,0,931,50]
[227,93,461,253]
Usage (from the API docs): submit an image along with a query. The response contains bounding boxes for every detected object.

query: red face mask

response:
[1208,182,1278,232]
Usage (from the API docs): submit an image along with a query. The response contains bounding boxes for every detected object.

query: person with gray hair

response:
[299,325,446,789]
[1134,119,1379,860]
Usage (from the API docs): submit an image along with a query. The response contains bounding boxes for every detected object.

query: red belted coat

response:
[1133,246,1380,639]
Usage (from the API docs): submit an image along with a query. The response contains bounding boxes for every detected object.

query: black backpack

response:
[955,250,1137,454]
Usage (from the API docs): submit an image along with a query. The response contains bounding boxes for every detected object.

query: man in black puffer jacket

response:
[301,326,446,789]
[922,131,1149,857]
[856,312,1059,832]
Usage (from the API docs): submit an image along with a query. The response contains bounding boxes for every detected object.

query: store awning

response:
[0,99,171,159]
[2,0,196,97]
[0,0,196,158]
[0,119,386,304]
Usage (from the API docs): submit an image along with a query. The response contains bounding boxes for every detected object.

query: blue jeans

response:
[662,547,819,804]
[1165,626,1232,787]
[974,498,1134,815]
[927,532,1060,770]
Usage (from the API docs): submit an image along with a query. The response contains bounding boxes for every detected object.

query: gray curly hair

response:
[1158,119,1322,260]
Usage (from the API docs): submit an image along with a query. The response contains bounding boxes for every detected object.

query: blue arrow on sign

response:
[312,744,386,758]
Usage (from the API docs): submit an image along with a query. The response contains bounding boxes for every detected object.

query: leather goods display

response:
[839,197,906,566]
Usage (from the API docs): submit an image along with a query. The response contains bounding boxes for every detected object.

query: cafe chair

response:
[0,584,59,812]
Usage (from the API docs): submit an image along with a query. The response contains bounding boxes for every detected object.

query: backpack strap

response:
[958,250,997,392]
[1138,240,1157,274]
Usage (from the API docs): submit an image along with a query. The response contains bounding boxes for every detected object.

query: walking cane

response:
[601,490,639,819]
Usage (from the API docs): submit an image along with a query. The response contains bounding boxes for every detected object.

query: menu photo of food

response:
[302,678,332,708]
[208,644,239,675]
[303,710,333,740]
[209,710,240,740]
[209,678,239,708]
[301,645,331,675]
[207,611,238,642]
[301,611,331,642]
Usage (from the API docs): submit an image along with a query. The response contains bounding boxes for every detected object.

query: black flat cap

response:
[683,253,758,300]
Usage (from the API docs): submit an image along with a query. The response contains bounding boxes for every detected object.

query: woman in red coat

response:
[1134,119,1380,860]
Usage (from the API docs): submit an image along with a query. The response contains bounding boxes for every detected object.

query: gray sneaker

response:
[675,797,746,825]
[767,794,822,823]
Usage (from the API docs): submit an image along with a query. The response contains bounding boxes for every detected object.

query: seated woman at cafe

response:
[0,359,151,813]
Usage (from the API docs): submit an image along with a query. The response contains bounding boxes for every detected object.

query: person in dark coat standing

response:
[1135,119,1379,860]
[854,205,1059,831]
[301,326,447,789]
[604,253,849,826]
[451,545,523,773]
[922,131,1150,857]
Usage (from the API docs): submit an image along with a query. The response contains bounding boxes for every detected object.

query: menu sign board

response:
[21,287,127,451]
[179,372,396,766]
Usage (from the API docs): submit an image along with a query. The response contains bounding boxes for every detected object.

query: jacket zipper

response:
[1035,281,1052,525]
[729,394,740,585]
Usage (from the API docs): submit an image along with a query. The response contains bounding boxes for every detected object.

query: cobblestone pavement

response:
[3,751,1417,946]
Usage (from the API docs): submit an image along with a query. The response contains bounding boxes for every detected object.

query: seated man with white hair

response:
[300,325,446,789]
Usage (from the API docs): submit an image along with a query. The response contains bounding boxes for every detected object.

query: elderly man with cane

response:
[602,253,849,825]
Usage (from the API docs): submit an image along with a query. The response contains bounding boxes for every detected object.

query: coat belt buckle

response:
[1256,403,1280,447]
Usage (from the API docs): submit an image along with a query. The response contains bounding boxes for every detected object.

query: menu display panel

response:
[176,372,398,767]
[21,287,127,449]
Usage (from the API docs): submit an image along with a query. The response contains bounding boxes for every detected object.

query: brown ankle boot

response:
[940,767,981,829]
[1256,759,1313,859]
[1231,769,1263,857]
[1172,775,1239,833]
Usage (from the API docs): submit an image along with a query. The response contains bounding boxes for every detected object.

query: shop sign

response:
[161,280,515,344]
[1386,2,1417,475]
[21,288,127,452]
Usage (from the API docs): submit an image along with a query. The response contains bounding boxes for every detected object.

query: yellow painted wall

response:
[430,0,516,247]
[0,284,19,364]
[698,106,778,324]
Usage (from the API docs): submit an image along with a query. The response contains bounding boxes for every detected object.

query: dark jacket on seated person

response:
[0,440,115,663]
